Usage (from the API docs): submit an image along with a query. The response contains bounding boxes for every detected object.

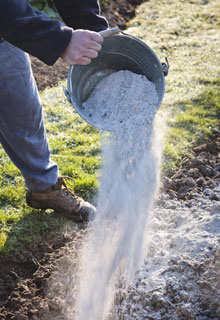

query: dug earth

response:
[1,138,220,319]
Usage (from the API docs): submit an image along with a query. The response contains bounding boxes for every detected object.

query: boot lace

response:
[58,176,81,203]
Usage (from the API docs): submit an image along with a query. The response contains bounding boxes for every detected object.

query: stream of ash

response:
[74,70,161,320]
[64,70,162,319]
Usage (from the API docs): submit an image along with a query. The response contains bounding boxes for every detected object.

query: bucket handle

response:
[99,27,121,38]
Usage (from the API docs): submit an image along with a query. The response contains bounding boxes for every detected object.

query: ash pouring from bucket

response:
[70,70,162,319]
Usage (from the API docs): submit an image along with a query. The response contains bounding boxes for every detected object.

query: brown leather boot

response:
[26,176,96,222]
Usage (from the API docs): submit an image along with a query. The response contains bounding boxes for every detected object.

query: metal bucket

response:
[65,32,169,131]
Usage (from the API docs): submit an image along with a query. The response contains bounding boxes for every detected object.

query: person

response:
[0,0,108,222]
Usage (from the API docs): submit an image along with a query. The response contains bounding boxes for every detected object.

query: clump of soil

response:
[162,136,220,201]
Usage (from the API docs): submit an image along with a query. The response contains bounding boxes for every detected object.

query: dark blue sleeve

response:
[53,0,108,32]
[0,0,73,65]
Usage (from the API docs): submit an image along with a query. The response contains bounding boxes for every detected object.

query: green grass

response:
[162,81,220,174]
[0,83,101,254]
[1,0,220,255]
[127,0,220,175]
[1,81,219,254]
[42,84,102,200]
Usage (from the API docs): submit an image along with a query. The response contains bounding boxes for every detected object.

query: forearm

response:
[0,0,72,65]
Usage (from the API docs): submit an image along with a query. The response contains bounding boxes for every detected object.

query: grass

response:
[127,0,220,174]
[42,85,102,200]
[0,84,101,254]
[162,81,220,174]
[0,0,220,254]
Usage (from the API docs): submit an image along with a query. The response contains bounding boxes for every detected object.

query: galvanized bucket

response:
[64,30,169,131]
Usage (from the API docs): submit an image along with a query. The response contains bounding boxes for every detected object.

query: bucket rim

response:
[66,34,166,131]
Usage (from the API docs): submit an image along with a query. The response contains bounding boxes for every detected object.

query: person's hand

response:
[61,29,103,65]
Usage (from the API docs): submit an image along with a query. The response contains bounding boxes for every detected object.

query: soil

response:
[31,0,146,91]
[1,134,219,319]
[0,231,82,320]
[1,0,220,319]
[162,136,220,202]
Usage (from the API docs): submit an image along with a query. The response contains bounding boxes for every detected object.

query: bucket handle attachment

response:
[162,57,169,76]
[63,85,71,103]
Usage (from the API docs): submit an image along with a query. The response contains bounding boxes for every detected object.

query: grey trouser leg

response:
[0,41,58,191]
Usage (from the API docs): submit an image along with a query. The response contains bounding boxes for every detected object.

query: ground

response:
[1,0,220,319]
[1,136,220,319]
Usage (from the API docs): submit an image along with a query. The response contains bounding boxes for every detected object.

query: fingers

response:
[80,33,102,54]
[84,48,99,59]
[61,29,104,65]
[75,48,98,66]
[90,31,104,44]
[88,40,102,52]
[73,47,99,64]
[77,57,92,65]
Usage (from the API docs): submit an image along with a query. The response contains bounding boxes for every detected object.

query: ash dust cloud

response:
[46,70,164,320]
